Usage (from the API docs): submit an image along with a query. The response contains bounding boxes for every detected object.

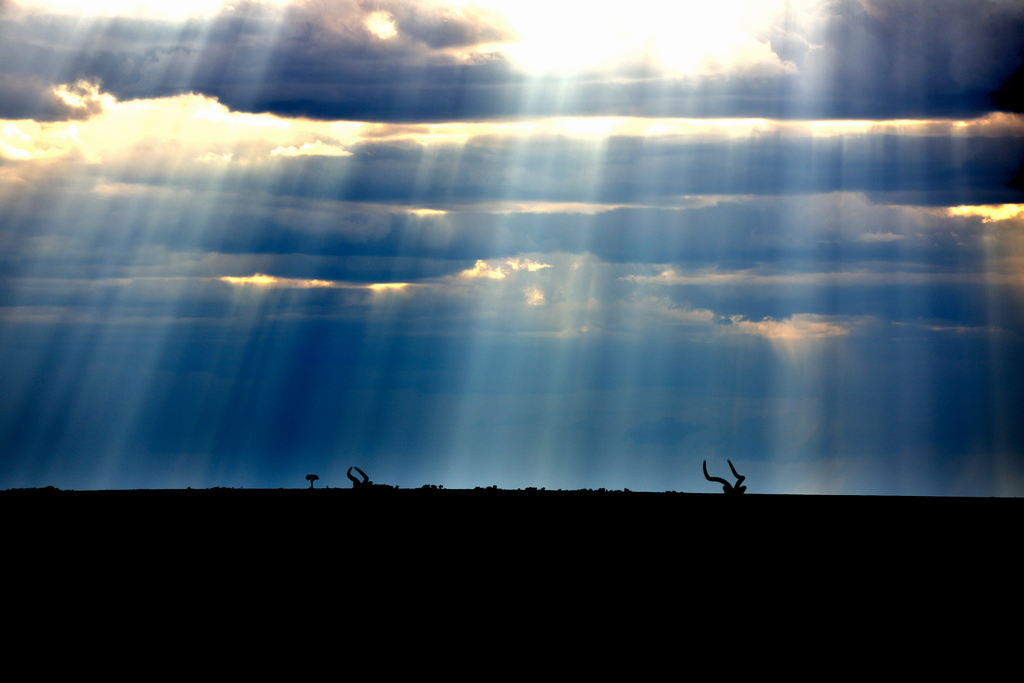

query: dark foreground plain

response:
[6,486,1017,573]
[5,487,1017,658]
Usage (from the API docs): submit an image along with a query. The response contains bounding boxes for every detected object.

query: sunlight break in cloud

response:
[725,314,861,341]
[947,205,1024,223]
[365,10,398,40]
[220,274,335,288]
[0,125,34,159]
[53,81,116,117]
[220,274,411,291]
[460,258,552,279]
[484,0,796,76]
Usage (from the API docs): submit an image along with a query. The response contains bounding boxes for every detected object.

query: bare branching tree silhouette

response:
[703,460,746,495]
[347,467,372,488]
[306,474,319,489]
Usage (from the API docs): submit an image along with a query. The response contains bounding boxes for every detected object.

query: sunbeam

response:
[2,0,1024,495]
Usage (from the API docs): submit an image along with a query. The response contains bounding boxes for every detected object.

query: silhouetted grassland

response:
[5,486,1016,559]
[4,486,1016,642]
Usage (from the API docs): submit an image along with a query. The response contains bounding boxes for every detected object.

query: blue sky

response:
[2,0,1024,494]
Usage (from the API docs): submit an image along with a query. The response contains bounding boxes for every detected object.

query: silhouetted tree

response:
[306,474,319,489]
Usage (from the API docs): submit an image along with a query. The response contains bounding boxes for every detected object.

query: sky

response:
[2,0,1024,495]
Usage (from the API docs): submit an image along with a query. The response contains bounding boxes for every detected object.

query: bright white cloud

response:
[0,120,93,162]
[220,274,410,291]
[367,282,410,291]
[364,10,398,40]
[191,100,290,130]
[461,260,507,279]
[0,88,364,169]
[221,274,335,288]
[725,313,861,340]
[53,81,115,114]
[270,140,352,157]
[505,258,551,272]
[948,204,1024,223]
[461,258,552,279]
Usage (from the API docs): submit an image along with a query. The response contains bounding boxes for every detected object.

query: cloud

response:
[505,257,550,272]
[637,297,717,327]
[723,313,864,340]
[0,73,114,121]
[384,1,516,50]
[857,232,903,243]
[947,204,1024,222]
[269,140,351,157]
[364,10,397,40]
[24,90,1014,208]
[460,257,551,279]
[494,0,796,76]
[0,119,95,162]
[625,266,1019,289]
[219,273,412,293]
[12,0,238,20]
[220,273,336,288]
[195,151,233,163]
[51,81,113,118]
[461,259,506,279]
[4,1,1024,122]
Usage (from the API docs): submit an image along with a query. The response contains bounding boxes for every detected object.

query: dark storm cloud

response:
[791,0,1024,118]
[62,129,1024,208]
[380,1,517,49]
[3,0,1024,121]
[0,74,92,121]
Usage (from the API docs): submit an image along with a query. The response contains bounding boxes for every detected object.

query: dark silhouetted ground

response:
[5,486,1016,649]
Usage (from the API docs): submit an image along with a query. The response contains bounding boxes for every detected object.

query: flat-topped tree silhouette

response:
[703,460,746,495]
[347,467,372,488]
[306,474,319,489]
